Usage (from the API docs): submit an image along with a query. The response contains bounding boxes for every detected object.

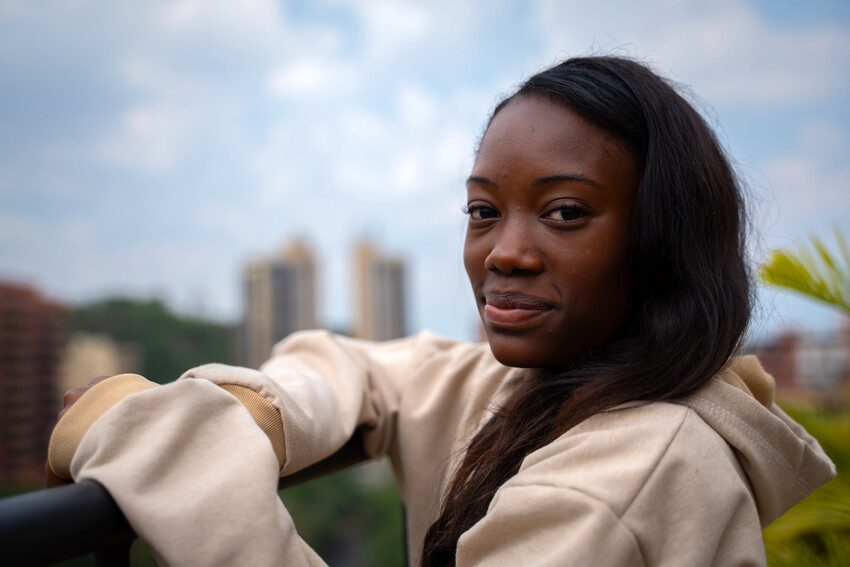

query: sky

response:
[1,0,849,343]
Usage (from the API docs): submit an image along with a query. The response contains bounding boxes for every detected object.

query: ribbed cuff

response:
[219,384,286,470]
[47,374,158,480]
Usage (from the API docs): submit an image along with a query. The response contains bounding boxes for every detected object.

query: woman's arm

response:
[46,330,438,564]
[182,329,424,475]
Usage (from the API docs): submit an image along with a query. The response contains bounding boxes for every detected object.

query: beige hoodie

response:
[48,331,835,566]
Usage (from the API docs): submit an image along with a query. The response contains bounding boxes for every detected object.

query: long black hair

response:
[420,56,752,566]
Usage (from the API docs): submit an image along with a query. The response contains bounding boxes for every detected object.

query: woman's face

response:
[464,95,639,368]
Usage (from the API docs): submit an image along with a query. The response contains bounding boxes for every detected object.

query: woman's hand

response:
[45,375,111,487]
[58,375,110,418]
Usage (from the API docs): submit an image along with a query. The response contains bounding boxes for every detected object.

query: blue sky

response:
[1,0,849,342]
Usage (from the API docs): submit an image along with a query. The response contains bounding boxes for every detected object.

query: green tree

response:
[71,298,236,382]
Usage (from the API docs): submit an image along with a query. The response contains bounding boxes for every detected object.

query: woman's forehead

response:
[473,96,636,188]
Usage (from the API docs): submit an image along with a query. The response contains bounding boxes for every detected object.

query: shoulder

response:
[458,403,764,566]
[508,401,752,518]
[512,402,734,502]
[494,401,764,564]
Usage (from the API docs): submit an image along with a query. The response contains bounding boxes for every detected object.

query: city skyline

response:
[241,236,409,368]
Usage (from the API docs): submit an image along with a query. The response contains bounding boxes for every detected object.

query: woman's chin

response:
[486,335,553,368]
[484,328,590,368]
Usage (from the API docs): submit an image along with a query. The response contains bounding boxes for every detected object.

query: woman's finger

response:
[59,375,113,419]
[62,387,87,408]
[87,375,111,387]
[44,461,71,488]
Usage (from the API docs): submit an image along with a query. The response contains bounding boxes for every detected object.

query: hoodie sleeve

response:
[48,330,436,565]
[181,329,427,475]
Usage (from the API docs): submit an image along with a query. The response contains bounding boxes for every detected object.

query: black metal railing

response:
[0,435,367,566]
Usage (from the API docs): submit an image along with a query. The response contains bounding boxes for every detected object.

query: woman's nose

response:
[483,221,543,275]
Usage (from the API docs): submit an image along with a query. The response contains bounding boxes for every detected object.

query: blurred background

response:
[0,0,848,565]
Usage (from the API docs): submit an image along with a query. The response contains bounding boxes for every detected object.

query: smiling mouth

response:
[483,291,556,329]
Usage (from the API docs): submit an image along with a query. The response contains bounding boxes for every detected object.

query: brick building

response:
[0,283,67,483]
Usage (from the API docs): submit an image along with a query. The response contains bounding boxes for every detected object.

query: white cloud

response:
[758,117,850,241]
[434,127,472,176]
[761,155,850,230]
[266,59,357,98]
[95,102,195,172]
[158,0,286,55]
[531,0,850,107]
[339,109,391,144]
[348,0,430,57]
[83,0,298,175]
[397,84,438,128]
[326,103,475,198]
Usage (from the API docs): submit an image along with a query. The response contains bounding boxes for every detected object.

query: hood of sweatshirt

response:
[679,355,836,526]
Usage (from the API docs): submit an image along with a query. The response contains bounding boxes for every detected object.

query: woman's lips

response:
[483,291,555,329]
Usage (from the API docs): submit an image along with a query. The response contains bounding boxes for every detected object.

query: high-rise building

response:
[242,240,317,368]
[0,283,67,483]
[353,239,407,341]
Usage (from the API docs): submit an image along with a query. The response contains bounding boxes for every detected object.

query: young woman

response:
[49,57,834,566]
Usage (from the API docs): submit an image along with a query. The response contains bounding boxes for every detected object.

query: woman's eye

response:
[544,206,585,222]
[464,205,499,220]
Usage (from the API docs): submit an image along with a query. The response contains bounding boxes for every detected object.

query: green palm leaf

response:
[761,228,850,314]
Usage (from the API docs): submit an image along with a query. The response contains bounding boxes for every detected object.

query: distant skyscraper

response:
[242,240,317,368]
[353,239,407,341]
[0,283,67,483]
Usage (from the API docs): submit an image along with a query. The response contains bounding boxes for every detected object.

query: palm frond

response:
[761,228,850,314]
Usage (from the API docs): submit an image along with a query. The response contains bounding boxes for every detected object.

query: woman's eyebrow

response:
[466,175,496,187]
[535,174,604,190]
[466,173,604,190]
